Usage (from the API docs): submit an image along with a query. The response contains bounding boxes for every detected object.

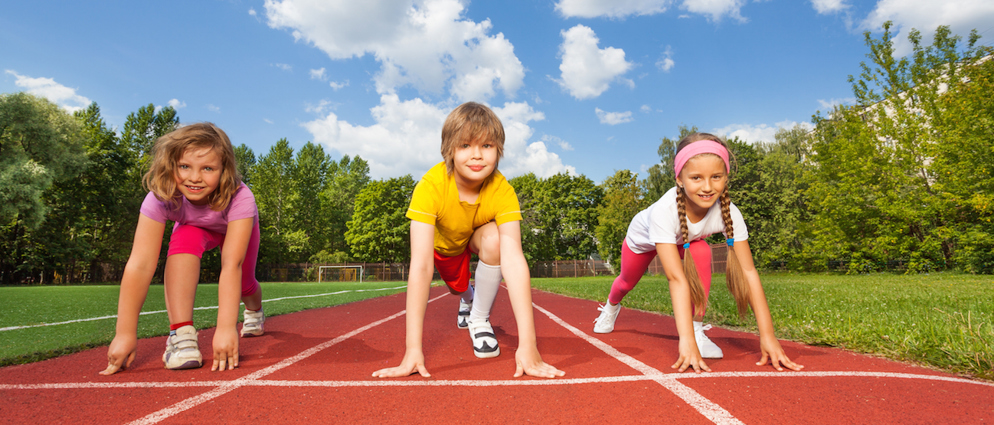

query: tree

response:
[806,22,985,272]
[522,173,603,261]
[508,172,550,263]
[290,142,331,257]
[253,139,301,263]
[234,144,256,186]
[319,155,370,258]
[594,169,647,268]
[120,103,178,187]
[345,176,416,263]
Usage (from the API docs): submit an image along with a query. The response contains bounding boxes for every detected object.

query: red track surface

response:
[2,286,992,424]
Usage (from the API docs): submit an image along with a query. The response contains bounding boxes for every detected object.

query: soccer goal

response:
[318,265,364,283]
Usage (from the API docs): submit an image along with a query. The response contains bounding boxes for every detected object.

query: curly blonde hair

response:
[142,122,241,211]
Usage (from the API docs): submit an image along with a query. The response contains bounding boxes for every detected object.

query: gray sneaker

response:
[241,308,265,337]
[593,302,621,334]
[694,322,724,359]
[457,300,471,329]
[162,325,203,370]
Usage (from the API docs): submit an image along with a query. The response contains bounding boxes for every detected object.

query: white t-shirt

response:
[626,186,748,254]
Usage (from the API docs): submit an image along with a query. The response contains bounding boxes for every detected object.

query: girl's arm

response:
[372,220,435,378]
[100,214,165,375]
[212,217,254,371]
[734,240,803,371]
[498,221,564,378]
[656,243,711,373]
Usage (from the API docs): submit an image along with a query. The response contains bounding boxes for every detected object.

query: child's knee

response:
[473,222,501,264]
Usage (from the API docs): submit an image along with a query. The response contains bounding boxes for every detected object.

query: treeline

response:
[1,23,992,284]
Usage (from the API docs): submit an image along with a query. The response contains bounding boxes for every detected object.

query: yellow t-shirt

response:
[406,162,522,257]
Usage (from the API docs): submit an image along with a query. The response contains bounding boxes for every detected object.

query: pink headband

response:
[673,140,730,176]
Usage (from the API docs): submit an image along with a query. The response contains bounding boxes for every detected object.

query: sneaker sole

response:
[593,327,614,334]
[240,328,264,337]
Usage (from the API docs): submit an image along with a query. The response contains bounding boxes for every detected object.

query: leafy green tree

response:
[320,155,370,258]
[345,176,415,263]
[234,144,256,186]
[531,173,603,260]
[120,103,178,186]
[253,139,301,263]
[290,142,331,257]
[594,170,647,268]
[806,22,985,272]
[508,172,550,263]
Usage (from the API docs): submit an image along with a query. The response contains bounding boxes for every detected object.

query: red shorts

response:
[434,247,476,293]
[167,223,261,297]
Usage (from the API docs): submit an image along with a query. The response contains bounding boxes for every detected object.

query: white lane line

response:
[0,285,407,332]
[4,371,991,391]
[126,292,446,425]
[532,302,744,425]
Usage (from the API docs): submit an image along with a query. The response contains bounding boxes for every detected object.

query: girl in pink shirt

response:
[100,123,263,375]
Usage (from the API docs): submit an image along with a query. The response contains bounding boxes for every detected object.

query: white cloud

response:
[309,67,326,80]
[640,104,652,113]
[264,118,274,124]
[168,99,187,109]
[541,135,574,151]
[811,0,848,15]
[817,97,855,110]
[5,70,91,113]
[207,104,221,113]
[305,99,335,115]
[249,8,258,16]
[555,0,671,18]
[556,25,634,100]
[264,0,524,102]
[272,63,293,71]
[330,80,350,90]
[595,108,634,125]
[656,45,675,71]
[711,120,814,144]
[861,0,994,56]
[555,0,746,21]
[302,95,573,179]
[680,0,747,22]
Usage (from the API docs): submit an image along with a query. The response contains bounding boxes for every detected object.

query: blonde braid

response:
[676,186,707,313]
[721,188,750,317]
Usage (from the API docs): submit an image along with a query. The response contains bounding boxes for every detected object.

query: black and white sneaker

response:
[457,300,471,329]
[468,319,500,358]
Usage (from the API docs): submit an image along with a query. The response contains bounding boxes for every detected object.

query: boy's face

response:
[452,132,498,186]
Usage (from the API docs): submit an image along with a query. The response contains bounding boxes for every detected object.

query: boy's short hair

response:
[440,102,505,175]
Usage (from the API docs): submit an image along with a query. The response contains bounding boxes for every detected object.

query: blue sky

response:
[3,0,993,183]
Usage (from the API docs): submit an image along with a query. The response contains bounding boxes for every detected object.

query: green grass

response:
[531,272,993,381]
[0,281,406,367]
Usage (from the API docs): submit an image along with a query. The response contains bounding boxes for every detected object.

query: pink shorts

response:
[434,247,476,293]
[167,221,261,297]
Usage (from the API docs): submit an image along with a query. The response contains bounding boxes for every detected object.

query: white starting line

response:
[2,291,991,425]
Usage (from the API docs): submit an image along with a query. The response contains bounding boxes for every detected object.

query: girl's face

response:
[677,154,728,220]
[174,147,222,205]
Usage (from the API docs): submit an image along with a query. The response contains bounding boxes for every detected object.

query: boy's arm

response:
[212,217,254,371]
[100,214,165,375]
[497,221,564,378]
[733,240,803,371]
[656,243,710,373]
[372,220,435,378]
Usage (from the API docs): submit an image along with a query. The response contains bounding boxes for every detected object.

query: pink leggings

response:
[608,238,712,315]
[167,220,261,297]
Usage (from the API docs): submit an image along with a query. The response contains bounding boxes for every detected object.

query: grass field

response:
[530,272,993,381]
[0,281,406,367]
[1,273,991,381]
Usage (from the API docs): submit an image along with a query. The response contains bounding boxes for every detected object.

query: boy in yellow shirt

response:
[372,102,564,379]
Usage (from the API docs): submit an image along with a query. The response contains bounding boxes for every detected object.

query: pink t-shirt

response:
[140,182,258,234]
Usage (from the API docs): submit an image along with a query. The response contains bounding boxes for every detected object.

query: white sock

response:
[461,284,475,304]
[469,261,501,323]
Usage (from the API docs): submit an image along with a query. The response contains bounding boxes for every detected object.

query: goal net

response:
[318,265,364,283]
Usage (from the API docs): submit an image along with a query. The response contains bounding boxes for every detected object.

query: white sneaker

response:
[457,300,471,329]
[694,321,724,359]
[468,319,500,358]
[162,325,203,370]
[593,302,621,334]
[241,308,265,337]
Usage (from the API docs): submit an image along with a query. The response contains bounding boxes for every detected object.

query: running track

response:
[1,286,991,424]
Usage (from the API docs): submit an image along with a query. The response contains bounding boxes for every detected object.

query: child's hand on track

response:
[513,347,565,378]
[100,334,137,375]
[672,337,711,373]
[372,349,430,378]
[758,335,803,371]
[211,327,239,371]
